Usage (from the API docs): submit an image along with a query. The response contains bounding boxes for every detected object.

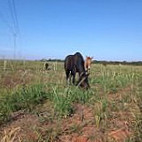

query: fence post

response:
[53,61,58,71]
[3,60,7,71]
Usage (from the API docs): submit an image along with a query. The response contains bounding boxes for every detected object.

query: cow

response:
[64,52,90,89]
[84,56,93,72]
[44,62,49,70]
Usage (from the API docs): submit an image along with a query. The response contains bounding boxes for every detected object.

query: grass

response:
[0,60,142,141]
[0,84,95,123]
[0,84,46,123]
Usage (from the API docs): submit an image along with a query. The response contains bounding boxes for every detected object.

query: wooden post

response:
[3,60,7,71]
[53,61,57,71]
[56,61,57,71]
[9,60,14,71]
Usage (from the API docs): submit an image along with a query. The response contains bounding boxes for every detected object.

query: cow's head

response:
[85,56,93,71]
[77,72,90,89]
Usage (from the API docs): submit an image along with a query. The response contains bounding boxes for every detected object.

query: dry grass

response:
[1,127,21,142]
[0,60,142,142]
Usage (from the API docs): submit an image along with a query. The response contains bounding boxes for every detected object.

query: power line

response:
[8,0,18,35]
[0,10,14,34]
[11,0,20,34]
[8,0,20,59]
[0,0,21,59]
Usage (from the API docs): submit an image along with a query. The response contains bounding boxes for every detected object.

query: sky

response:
[0,0,142,61]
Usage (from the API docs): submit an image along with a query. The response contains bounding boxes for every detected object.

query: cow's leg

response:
[66,70,70,85]
[72,74,76,84]
[71,70,76,85]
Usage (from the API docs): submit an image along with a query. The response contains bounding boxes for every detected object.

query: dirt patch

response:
[108,127,131,142]
[0,112,40,142]
[0,96,133,142]
[0,104,99,142]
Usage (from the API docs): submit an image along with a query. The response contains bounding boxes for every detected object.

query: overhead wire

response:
[0,9,13,58]
[8,0,18,35]
[0,10,14,34]
[12,0,19,34]
[8,0,20,59]
[0,0,21,59]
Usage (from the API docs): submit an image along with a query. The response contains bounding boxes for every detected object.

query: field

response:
[0,60,142,142]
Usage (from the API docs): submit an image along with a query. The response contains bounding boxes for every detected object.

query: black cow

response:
[64,52,90,89]
[44,62,49,70]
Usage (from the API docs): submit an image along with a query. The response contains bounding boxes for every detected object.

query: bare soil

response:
[0,89,134,142]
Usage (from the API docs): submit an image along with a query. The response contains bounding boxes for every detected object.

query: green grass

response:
[0,60,142,141]
[0,83,94,123]
[0,84,47,122]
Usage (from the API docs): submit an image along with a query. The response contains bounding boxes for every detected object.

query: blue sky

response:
[0,0,142,61]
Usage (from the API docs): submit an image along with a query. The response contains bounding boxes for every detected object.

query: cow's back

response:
[74,52,85,72]
[64,52,85,73]
[64,55,75,71]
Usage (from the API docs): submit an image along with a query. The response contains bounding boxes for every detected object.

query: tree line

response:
[40,58,142,66]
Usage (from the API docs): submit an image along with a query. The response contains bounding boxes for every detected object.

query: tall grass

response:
[0,60,142,141]
[90,64,140,94]
[0,84,47,123]
[0,83,94,123]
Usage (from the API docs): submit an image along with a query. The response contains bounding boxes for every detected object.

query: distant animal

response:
[84,56,93,71]
[64,52,90,89]
[44,62,49,70]
[103,62,107,67]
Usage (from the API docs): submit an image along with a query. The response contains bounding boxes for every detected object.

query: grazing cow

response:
[84,56,93,71]
[103,62,107,67]
[44,62,49,70]
[64,52,90,89]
